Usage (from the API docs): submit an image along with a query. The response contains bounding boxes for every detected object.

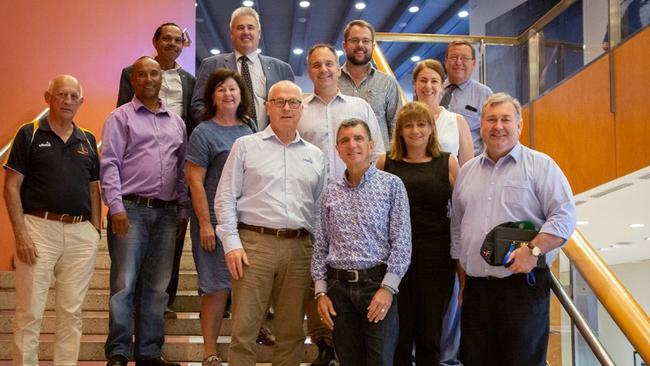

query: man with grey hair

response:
[451,93,576,366]
[191,6,295,130]
[4,75,101,365]
[339,19,402,147]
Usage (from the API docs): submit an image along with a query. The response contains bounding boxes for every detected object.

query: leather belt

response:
[123,194,176,208]
[327,265,386,283]
[238,223,309,238]
[27,210,90,224]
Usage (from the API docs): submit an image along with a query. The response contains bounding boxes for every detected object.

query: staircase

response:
[0,231,317,364]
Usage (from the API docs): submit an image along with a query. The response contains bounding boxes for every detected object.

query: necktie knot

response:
[440,84,458,108]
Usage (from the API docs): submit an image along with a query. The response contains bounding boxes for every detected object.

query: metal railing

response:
[0,108,49,163]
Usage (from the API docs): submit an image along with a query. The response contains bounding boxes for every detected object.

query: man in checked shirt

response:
[312,118,411,366]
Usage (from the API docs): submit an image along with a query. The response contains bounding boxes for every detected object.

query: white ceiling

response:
[571,165,650,266]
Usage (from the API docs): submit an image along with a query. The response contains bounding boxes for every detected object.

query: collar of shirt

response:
[303,90,350,106]
[260,125,305,145]
[479,142,523,166]
[40,117,86,142]
[132,96,171,115]
[341,163,377,188]
[341,62,376,78]
[444,78,472,91]
[234,49,260,64]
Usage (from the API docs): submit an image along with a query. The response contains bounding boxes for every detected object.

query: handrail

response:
[0,108,49,163]
[372,46,408,106]
[564,230,650,363]
[549,271,616,365]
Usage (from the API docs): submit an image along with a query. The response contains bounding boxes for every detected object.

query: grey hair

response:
[482,92,522,121]
[230,6,261,32]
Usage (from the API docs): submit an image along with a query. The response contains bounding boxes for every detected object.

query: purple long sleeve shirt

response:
[100,97,189,219]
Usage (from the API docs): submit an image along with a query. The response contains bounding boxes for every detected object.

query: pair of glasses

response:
[268,98,301,109]
[447,55,474,63]
[346,38,373,46]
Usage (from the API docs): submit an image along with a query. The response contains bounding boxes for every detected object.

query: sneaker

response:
[256,325,276,346]
[202,355,222,366]
[311,339,337,366]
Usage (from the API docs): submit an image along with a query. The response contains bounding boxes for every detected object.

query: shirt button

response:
[488,197,492,201]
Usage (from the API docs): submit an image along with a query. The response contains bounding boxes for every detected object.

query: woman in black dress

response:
[376,101,460,365]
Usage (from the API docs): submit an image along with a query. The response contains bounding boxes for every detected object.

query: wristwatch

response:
[528,243,542,257]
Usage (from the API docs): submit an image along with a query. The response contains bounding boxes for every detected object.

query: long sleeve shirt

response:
[450,143,576,278]
[214,126,326,253]
[298,91,385,183]
[312,165,412,293]
[100,97,189,219]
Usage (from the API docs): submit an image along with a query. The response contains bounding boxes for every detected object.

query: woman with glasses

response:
[412,59,473,166]
[185,68,256,366]
[376,102,460,365]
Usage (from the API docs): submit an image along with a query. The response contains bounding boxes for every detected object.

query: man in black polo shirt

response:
[3,74,101,365]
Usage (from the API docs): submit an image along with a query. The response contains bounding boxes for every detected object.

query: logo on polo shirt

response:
[38,141,51,148]
[77,143,89,156]
[303,157,313,164]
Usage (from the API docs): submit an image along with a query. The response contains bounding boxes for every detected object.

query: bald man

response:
[4,75,101,365]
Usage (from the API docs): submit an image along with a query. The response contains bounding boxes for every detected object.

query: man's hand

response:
[507,246,537,274]
[317,294,337,330]
[15,233,38,265]
[176,218,188,242]
[199,223,216,251]
[110,212,130,236]
[225,248,250,280]
[367,287,393,323]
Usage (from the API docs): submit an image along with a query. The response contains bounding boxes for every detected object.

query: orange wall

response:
[0,0,196,270]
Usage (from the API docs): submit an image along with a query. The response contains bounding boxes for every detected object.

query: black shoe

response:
[311,339,336,366]
[107,354,128,366]
[256,325,276,346]
[135,357,180,366]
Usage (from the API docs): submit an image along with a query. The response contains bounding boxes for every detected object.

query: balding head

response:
[44,74,83,123]
[266,81,303,140]
[130,56,162,103]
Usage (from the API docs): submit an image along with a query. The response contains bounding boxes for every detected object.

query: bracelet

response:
[381,284,398,295]
[315,292,327,300]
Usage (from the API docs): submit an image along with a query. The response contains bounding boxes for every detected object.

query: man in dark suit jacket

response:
[117,23,196,136]
[191,7,294,130]
[115,23,195,316]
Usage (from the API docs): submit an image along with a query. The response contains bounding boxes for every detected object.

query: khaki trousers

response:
[14,215,99,366]
[229,229,312,366]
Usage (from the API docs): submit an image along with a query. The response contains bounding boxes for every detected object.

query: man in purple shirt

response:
[100,56,189,366]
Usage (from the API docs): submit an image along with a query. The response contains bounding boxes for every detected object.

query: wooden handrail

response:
[564,230,650,363]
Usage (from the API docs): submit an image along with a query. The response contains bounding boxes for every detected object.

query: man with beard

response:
[338,20,402,147]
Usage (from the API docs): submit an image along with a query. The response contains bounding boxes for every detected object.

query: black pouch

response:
[481,222,546,268]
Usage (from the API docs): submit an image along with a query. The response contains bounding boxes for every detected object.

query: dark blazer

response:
[117,65,197,136]
[190,52,295,121]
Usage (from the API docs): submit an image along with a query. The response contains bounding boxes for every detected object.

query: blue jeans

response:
[104,200,177,359]
[328,274,399,366]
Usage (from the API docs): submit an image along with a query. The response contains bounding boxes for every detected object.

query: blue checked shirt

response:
[312,165,412,293]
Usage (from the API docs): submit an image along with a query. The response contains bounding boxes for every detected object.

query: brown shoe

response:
[256,325,276,346]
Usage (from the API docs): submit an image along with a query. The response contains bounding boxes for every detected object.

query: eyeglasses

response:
[346,38,373,46]
[447,55,474,63]
[268,98,302,109]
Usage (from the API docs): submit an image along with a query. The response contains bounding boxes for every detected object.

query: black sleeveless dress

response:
[385,152,455,365]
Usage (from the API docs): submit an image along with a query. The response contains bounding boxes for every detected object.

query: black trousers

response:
[461,267,551,366]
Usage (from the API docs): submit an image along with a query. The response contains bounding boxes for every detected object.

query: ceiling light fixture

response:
[336,50,344,56]
[410,55,421,62]
[210,49,221,55]
[243,0,254,7]
[293,48,304,55]
[409,6,420,13]
[458,10,469,18]
[576,221,589,226]
[355,2,366,10]
[599,247,611,252]
[630,223,645,228]
[299,0,310,8]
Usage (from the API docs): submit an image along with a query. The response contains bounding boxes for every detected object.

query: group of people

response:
[4,5,576,366]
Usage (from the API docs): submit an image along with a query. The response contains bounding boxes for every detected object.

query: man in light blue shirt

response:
[215,81,325,366]
[451,93,576,366]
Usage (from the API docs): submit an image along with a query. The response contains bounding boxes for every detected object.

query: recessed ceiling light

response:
[599,247,612,252]
[409,6,420,13]
[410,55,421,62]
[195,2,198,7]
[243,0,254,7]
[293,48,304,55]
[355,2,366,10]
[458,10,469,18]
[630,223,645,228]
[257,48,262,53]
[299,0,310,8]
[645,237,650,241]
[336,49,344,56]
[210,49,221,55]
[576,220,589,225]
[615,241,633,246]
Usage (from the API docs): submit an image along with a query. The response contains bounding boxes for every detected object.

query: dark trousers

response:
[328,275,399,366]
[461,267,551,366]
[166,221,187,306]
[394,265,454,366]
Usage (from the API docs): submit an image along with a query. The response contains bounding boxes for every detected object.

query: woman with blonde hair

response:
[377,101,460,365]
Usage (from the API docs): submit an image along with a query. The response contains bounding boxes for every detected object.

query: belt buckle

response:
[275,229,288,238]
[145,197,154,208]
[59,213,68,223]
[346,270,359,283]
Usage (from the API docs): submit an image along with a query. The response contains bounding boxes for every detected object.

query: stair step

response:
[0,334,317,362]
[94,252,197,271]
[0,290,201,312]
[0,270,198,291]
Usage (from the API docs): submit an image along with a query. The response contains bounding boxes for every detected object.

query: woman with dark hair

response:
[185,68,255,366]
[413,59,473,166]
[376,102,460,365]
